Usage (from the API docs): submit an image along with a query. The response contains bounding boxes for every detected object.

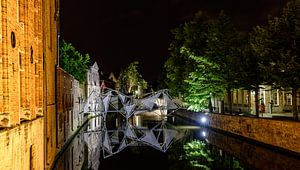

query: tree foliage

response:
[164,1,300,117]
[205,11,243,113]
[250,0,300,119]
[182,47,225,111]
[166,11,242,112]
[164,11,210,97]
[59,40,90,83]
[118,61,148,94]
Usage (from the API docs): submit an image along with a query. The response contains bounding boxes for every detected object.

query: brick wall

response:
[208,114,300,154]
[0,118,44,170]
[0,0,48,169]
[43,0,59,168]
[56,67,85,152]
[0,0,59,168]
[207,129,300,169]
[0,0,43,127]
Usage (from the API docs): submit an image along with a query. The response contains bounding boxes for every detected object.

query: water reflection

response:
[52,114,300,170]
[52,126,86,170]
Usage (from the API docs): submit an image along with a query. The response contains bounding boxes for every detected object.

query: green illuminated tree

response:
[118,61,148,94]
[59,40,90,83]
[165,11,210,98]
[181,140,213,169]
[165,11,243,112]
[182,47,225,112]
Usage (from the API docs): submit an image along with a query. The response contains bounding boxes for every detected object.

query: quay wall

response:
[207,113,300,154]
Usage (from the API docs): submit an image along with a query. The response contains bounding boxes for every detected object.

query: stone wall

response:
[56,67,85,152]
[208,113,300,154]
[43,0,59,168]
[0,0,57,169]
[0,118,44,170]
[207,129,300,169]
[0,0,43,127]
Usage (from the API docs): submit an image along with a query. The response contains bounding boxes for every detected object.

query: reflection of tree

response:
[210,146,245,170]
[168,138,245,170]
[181,140,213,170]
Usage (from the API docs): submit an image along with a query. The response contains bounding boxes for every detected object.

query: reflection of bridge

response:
[83,89,186,169]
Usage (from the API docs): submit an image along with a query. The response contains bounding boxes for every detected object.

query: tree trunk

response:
[221,100,224,114]
[227,88,232,114]
[255,85,259,117]
[292,87,298,120]
[208,97,213,113]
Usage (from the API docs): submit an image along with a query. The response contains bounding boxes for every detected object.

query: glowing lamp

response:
[200,116,207,123]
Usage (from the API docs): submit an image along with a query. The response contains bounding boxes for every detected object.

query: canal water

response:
[52,114,300,170]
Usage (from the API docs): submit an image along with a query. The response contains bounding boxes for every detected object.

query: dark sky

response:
[60,0,288,84]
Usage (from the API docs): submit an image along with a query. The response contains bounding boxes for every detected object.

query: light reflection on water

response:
[52,114,300,170]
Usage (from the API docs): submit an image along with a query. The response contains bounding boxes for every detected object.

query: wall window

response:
[272,90,279,105]
[11,32,16,48]
[286,94,292,105]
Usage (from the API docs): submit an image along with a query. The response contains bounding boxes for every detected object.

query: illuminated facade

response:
[0,0,59,169]
[213,86,297,114]
[86,62,101,130]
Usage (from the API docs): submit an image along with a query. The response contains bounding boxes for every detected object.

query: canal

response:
[52,113,300,170]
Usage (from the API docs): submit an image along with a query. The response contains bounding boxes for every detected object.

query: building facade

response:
[86,62,101,130]
[0,0,58,169]
[213,86,297,114]
[44,0,60,168]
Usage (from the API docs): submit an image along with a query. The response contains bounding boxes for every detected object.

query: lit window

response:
[272,90,279,105]
[286,94,292,105]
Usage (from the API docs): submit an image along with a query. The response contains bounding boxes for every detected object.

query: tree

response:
[165,11,243,113]
[250,0,300,120]
[205,11,243,114]
[239,41,264,117]
[182,47,225,112]
[59,40,90,83]
[118,61,148,94]
[164,11,210,97]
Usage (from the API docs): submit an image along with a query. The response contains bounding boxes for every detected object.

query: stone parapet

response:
[208,113,300,154]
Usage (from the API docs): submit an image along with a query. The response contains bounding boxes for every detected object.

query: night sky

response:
[60,0,288,84]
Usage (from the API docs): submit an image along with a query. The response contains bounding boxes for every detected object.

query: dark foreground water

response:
[53,114,300,170]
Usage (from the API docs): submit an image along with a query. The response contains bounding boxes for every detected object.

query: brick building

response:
[0,0,59,169]
[56,67,85,149]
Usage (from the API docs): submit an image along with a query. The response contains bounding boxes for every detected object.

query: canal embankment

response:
[174,110,300,156]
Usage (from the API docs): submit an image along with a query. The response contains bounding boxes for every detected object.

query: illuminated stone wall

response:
[207,130,300,169]
[208,113,300,154]
[0,0,43,127]
[43,0,59,168]
[0,118,44,169]
[0,0,45,169]
[0,0,59,169]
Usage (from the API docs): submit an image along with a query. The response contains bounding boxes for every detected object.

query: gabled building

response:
[86,62,101,130]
